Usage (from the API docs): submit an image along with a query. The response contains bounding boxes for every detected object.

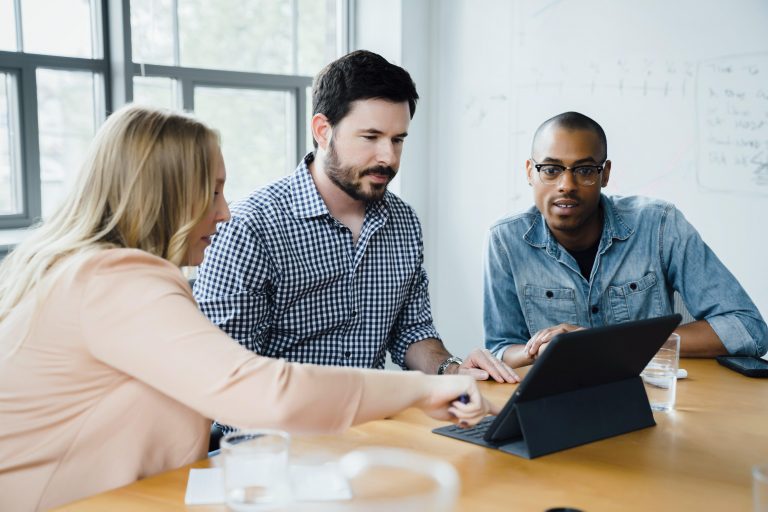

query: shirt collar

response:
[290,153,331,219]
[524,194,634,249]
[600,194,634,241]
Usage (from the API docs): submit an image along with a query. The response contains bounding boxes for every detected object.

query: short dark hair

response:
[533,111,608,160]
[311,50,419,148]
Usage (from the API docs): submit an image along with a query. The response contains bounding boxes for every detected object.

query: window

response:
[195,87,291,203]
[0,72,22,215]
[21,0,99,58]
[0,0,346,233]
[0,0,16,52]
[132,76,178,109]
[0,0,105,229]
[129,0,341,201]
[36,69,102,217]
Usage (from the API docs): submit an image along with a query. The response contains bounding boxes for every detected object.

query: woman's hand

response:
[417,375,499,427]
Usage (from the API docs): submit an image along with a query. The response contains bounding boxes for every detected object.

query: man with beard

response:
[484,111,767,367]
[195,51,517,434]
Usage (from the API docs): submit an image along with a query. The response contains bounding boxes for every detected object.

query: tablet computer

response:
[434,314,683,456]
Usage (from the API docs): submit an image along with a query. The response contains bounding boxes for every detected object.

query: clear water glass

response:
[641,333,680,411]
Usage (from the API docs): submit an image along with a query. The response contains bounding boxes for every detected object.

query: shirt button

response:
[591,306,599,314]
[344,351,351,358]
[629,283,637,290]
[350,311,357,317]
[546,290,554,298]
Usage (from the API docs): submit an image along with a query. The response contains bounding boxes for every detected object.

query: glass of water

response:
[755,463,768,512]
[641,333,680,412]
[221,429,291,511]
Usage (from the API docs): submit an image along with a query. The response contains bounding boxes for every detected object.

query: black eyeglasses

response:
[531,158,605,186]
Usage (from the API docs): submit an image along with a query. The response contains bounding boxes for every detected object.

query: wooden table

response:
[55,359,768,511]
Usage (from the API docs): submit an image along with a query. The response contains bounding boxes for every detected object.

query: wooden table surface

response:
[55,359,768,511]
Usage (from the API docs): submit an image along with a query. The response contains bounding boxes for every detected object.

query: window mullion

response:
[291,0,299,74]
[339,0,351,55]
[295,87,306,163]
[90,0,103,59]
[106,0,133,108]
[172,0,180,66]
[13,0,23,51]
[19,64,41,224]
[181,78,193,112]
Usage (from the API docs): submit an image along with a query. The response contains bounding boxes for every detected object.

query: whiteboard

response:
[424,0,768,356]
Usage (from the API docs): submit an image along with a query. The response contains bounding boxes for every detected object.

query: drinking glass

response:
[221,429,291,511]
[641,333,680,411]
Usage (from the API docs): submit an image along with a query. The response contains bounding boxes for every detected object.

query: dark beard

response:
[324,139,395,202]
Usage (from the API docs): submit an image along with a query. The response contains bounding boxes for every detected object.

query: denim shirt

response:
[484,195,767,357]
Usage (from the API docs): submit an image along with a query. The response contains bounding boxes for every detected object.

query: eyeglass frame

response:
[530,158,607,186]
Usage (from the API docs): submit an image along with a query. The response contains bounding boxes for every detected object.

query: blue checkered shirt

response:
[194,153,441,373]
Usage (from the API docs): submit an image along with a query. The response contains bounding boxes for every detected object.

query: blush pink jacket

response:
[0,249,364,511]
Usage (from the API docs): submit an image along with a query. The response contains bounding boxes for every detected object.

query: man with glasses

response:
[484,111,767,367]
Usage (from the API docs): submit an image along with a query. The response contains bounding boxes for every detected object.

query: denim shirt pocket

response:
[608,272,660,323]
[523,285,578,334]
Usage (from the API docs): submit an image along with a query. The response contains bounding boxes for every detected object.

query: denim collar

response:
[524,194,635,253]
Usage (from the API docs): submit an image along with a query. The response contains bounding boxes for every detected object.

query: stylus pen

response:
[456,394,472,428]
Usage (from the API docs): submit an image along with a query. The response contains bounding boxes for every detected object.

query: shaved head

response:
[532,112,607,161]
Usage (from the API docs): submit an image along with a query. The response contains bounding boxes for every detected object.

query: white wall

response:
[423,0,517,357]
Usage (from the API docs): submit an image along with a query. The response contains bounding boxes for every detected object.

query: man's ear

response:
[601,160,611,187]
[525,159,534,186]
[311,113,332,150]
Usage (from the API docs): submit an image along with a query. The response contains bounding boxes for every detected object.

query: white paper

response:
[184,467,225,505]
[184,463,351,505]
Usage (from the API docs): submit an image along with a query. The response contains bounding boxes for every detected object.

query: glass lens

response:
[297,0,337,76]
[37,69,100,217]
[0,0,16,51]
[133,76,178,109]
[574,166,599,182]
[130,0,175,65]
[194,86,292,204]
[22,0,94,57]
[0,73,22,215]
[539,165,564,181]
[179,0,292,73]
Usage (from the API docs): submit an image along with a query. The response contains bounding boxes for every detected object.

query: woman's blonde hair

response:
[0,104,219,322]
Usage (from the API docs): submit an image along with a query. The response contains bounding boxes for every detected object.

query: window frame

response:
[133,63,312,166]
[0,0,110,229]
[0,0,348,233]
[0,68,25,220]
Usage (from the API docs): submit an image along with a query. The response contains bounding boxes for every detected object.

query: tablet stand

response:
[495,376,655,458]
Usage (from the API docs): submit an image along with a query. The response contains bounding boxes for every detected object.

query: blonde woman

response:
[0,105,495,511]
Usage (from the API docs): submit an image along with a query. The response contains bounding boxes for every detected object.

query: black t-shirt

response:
[567,240,600,280]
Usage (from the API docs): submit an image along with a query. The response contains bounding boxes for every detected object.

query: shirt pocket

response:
[523,285,578,335]
[607,272,661,323]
